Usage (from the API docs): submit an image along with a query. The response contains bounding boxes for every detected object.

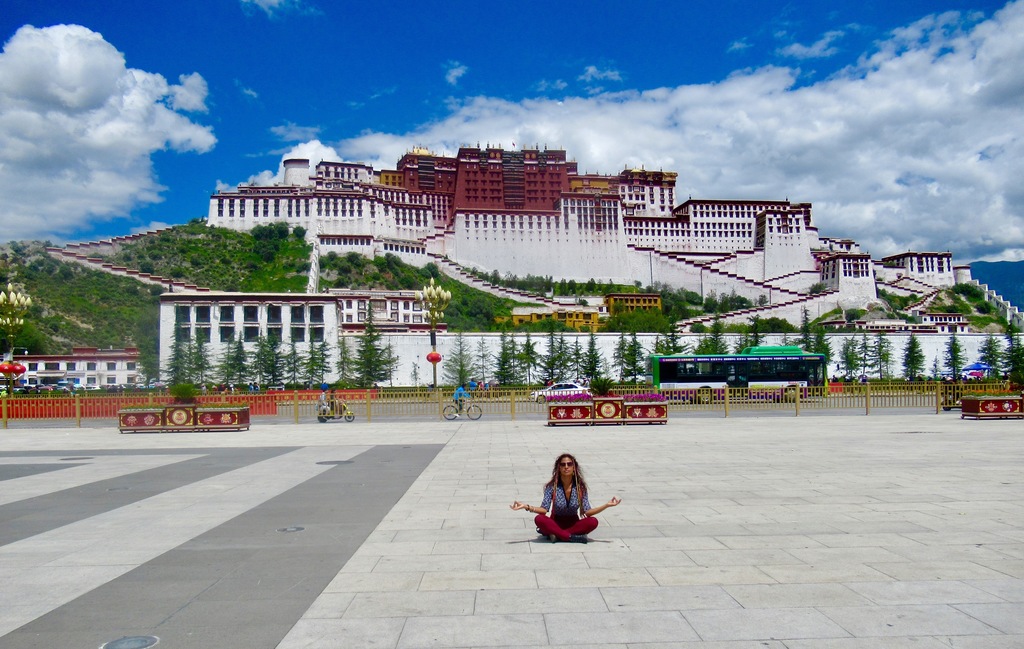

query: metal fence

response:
[2,382,1013,427]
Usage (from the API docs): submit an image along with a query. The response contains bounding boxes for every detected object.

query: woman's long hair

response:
[544,453,589,516]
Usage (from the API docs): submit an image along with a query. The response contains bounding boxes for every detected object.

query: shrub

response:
[169,383,198,403]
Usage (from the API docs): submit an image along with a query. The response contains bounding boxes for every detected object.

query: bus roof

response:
[738,345,816,356]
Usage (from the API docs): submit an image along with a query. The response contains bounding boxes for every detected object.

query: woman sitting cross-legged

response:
[510,452,620,543]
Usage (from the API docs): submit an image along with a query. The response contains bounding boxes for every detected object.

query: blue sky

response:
[1,0,1021,263]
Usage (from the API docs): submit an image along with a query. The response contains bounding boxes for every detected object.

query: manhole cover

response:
[102,636,159,649]
[61,457,93,461]
[277,526,305,533]
[316,460,352,466]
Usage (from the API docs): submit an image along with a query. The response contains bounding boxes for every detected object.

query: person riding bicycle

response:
[452,384,470,415]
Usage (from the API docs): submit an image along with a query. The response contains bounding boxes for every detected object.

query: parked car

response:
[529,382,591,403]
[266,385,286,391]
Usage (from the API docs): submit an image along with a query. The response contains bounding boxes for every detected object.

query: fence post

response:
[366,390,372,423]
[935,382,941,414]
[510,390,516,421]
[2,395,7,429]
[293,390,299,424]
[75,394,82,427]
[723,386,729,418]
[795,387,801,417]
[865,382,871,415]
[437,387,443,420]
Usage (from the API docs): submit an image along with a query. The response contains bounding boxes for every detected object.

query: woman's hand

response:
[607,496,621,507]
[510,500,529,511]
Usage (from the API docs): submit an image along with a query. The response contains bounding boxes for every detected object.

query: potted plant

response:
[544,392,594,426]
[589,377,624,424]
[960,392,1024,420]
[623,392,669,424]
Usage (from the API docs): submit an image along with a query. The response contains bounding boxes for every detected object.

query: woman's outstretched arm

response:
[584,495,621,517]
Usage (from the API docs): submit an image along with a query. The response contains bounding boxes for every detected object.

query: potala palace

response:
[207,145,971,329]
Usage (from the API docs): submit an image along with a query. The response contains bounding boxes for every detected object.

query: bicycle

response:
[317,401,355,423]
[443,399,482,420]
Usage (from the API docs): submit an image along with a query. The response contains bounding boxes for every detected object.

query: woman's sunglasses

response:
[559,461,574,467]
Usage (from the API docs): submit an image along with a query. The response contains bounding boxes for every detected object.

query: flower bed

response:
[960,395,1024,420]
[546,401,594,425]
[118,405,250,432]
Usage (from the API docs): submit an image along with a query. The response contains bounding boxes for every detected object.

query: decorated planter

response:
[119,405,250,432]
[196,407,251,431]
[546,402,594,425]
[623,401,669,424]
[960,396,1024,420]
[592,396,624,425]
[117,408,166,432]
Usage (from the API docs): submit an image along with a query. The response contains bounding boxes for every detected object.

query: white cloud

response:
[728,39,752,53]
[778,29,845,59]
[246,2,1024,263]
[445,61,468,86]
[238,140,342,187]
[536,79,568,92]
[578,65,622,82]
[0,24,215,241]
[270,121,321,142]
[240,0,318,17]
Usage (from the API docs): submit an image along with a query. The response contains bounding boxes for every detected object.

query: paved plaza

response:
[1,412,1022,648]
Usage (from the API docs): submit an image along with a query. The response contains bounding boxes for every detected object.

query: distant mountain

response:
[970,261,1024,310]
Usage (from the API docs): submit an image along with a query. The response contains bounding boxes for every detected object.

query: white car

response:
[530,382,591,403]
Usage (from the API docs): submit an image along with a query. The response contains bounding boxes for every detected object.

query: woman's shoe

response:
[548,534,558,543]
[569,534,589,544]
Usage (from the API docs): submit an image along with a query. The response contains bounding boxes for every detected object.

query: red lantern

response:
[0,363,13,375]
[426,351,442,364]
[11,364,25,376]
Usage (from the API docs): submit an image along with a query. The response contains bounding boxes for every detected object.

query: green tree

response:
[517,332,539,384]
[303,339,330,387]
[694,316,729,354]
[474,338,491,384]
[612,334,627,381]
[945,334,965,378]
[858,334,875,377]
[797,308,812,351]
[354,310,388,387]
[902,334,926,380]
[582,332,604,380]
[336,336,353,385]
[811,329,832,368]
[442,333,474,386]
[622,333,647,383]
[979,334,1004,375]
[189,336,212,386]
[282,340,302,386]
[1006,324,1024,383]
[252,334,283,385]
[839,337,860,379]
[217,338,249,387]
[165,333,193,385]
[871,333,893,378]
[493,331,519,385]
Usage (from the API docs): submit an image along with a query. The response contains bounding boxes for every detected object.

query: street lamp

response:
[415,278,451,392]
[0,284,31,361]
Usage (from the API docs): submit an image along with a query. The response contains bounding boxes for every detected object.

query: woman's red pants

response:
[535,514,598,541]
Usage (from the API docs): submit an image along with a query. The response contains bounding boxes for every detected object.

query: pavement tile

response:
[819,604,1003,637]
[276,617,406,649]
[723,583,872,608]
[757,563,893,584]
[954,602,1024,634]
[475,587,608,614]
[600,585,740,611]
[648,565,777,586]
[344,590,476,618]
[546,611,699,644]
[964,578,1024,601]
[683,607,851,641]
[398,614,547,648]
[845,579,1007,605]
[869,560,1012,581]
[419,569,538,591]
[536,567,658,589]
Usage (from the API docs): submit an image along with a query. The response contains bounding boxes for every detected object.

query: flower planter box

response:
[119,406,250,432]
[960,396,1024,420]
[546,402,594,426]
[623,402,669,424]
[592,396,624,425]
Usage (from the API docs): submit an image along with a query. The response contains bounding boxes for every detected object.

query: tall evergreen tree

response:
[282,340,302,386]
[798,307,812,351]
[569,339,584,381]
[839,337,860,379]
[945,334,964,378]
[582,332,604,379]
[902,334,926,380]
[695,316,729,354]
[442,333,474,386]
[1005,324,1024,382]
[474,338,491,384]
[303,339,330,387]
[871,333,893,378]
[612,334,627,381]
[518,332,539,384]
[217,338,248,387]
[165,332,193,385]
[622,333,647,383]
[189,336,212,386]
[979,334,1003,375]
[493,331,519,385]
[858,334,875,377]
[811,329,832,368]
[336,336,353,385]
[253,334,282,385]
[354,309,388,387]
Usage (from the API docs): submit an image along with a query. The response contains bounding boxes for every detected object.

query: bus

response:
[647,345,826,401]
